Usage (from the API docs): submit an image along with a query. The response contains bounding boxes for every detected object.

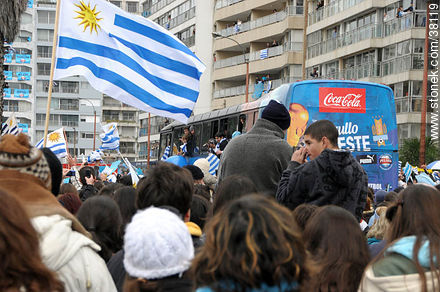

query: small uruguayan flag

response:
[402,162,413,183]
[161,145,171,160]
[207,153,220,175]
[260,49,268,59]
[88,149,103,162]
[35,128,67,158]
[53,0,205,124]
[1,113,20,136]
[100,122,119,150]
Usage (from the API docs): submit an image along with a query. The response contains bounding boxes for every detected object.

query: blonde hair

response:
[367,207,388,240]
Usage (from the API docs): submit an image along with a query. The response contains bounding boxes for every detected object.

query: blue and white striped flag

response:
[402,162,413,183]
[207,153,220,176]
[35,128,67,158]
[1,113,20,136]
[100,122,120,150]
[161,145,171,160]
[88,149,103,162]
[53,0,205,124]
[260,49,268,59]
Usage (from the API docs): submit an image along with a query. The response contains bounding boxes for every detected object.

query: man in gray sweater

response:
[218,100,293,196]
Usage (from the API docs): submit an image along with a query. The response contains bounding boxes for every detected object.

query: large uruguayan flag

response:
[53,0,205,123]
[35,128,68,158]
[1,113,20,136]
[207,153,220,176]
[100,122,119,150]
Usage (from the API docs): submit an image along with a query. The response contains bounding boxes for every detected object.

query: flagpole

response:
[43,0,62,147]
[147,113,151,169]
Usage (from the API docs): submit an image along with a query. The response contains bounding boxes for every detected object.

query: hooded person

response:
[0,134,117,292]
[193,158,217,190]
[218,100,293,196]
[276,120,368,221]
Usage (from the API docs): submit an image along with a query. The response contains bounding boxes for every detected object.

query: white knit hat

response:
[123,207,194,280]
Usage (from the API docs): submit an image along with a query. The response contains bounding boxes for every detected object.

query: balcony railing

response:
[214,53,249,69]
[215,0,244,10]
[164,7,196,30]
[181,35,195,47]
[308,0,365,25]
[144,0,176,16]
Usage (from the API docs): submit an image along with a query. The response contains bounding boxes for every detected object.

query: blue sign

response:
[5,71,12,80]
[4,54,12,63]
[18,123,28,133]
[16,72,31,81]
[14,89,29,98]
[15,54,31,64]
[279,80,398,191]
[3,88,11,98]
[28,0,33,8]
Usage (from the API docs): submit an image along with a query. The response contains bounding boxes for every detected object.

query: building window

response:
[37,10,55,24]
[126,1,138,12]
[37,29,54,42]
[110,1,121,8]
[122,112,135,121]
[81,133,94,139]
[37,63,51,75]
[37,46,52,58]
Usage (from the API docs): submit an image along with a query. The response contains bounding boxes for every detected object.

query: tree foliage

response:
[399,137,439,166]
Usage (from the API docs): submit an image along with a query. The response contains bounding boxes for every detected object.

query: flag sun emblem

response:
[48,132,61,143]
[74,0,102,34]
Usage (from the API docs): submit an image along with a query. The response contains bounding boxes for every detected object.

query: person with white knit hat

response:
[123,207,194,292]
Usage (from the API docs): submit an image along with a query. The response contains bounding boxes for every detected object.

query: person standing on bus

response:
[217,100,292,196]
[276,120,368,221]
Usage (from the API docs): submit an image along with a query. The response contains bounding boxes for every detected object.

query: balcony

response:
[308,0,365,25]
[163,7,196,30]
[181,35,195,47]
[215,0,244,10]
[143,0,176,16]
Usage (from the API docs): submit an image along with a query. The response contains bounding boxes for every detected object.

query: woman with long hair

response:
[303,205,370,292]
[0,188,64,292]
[359,184,440,291]
[192,194,309,291]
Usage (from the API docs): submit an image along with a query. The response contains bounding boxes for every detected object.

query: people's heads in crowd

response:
[393,186,405,193]
[367,206,389,240]
[374,190,387,206]
[193,158,217,190]
[213,175,258,214]
[193,184,211,202]
[112,186,137,232]
[384,184,440,290]
[59,183,78,196]
[98,183,123,197]
[79,166,96,186]
[119,174,133,186]
[191,194,309,290]
[41,147,63,196]
[214,131,225,143]
[303,120,339,160]
[303,205,370,291]
[136,162,193,220]
[383,191,399,206]
[0,188,64,291]
[292,204,318,232]
[76,196,123,262]
[93,180,104,192]
[190,195,211,230]
[58,192,82,215]
[183,165,204,184]
[123,207,194,291]
[261,100,291,131]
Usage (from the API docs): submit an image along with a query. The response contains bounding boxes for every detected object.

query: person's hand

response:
[66,154,77,167]
[85,175,95,185]
[291,147,307,164]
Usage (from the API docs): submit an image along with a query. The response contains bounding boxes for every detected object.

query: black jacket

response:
[79,184,96,202]
[276,149,368,221]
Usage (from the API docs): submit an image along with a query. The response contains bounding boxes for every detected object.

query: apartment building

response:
[212,0,304,109]
[137,0,214,164]
[305,0,429,144]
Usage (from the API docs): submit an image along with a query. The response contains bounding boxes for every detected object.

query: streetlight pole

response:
[212,32,250,103]
[80,99,97,151]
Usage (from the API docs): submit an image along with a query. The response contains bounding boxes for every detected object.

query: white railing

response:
[215,0,244,10]
[214,53,248,69]
[308,0,365,25]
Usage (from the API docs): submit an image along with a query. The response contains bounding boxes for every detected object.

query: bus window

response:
[227,116,239,137]
[219,118,228,137]
[201,121,212,151]
[238,114,246,133]
[192,123,202,151]
[172,128,183,155]
[211,120,219,138]
[159,133,171,159]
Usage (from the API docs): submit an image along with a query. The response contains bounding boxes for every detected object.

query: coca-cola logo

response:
[319,88,366,113]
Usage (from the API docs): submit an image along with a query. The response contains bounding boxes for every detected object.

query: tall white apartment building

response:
[305,0,429,144]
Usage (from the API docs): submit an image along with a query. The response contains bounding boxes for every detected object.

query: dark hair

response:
[393,186,405,193]
[119,175,133,186]
[76,196,123,262]
[136,162,193,216]
[194,184,211,202]
[384,191,399,204]
[214,131,224,138]
[304,120,339,147]
[98,183,123,197]
[213,175,257,214]
[191,194,309,290]
[0,188,64,292]
[94,180,105,191]
[292,204,318,231]
[190,195,211,230]
[41,147,63,196]
[79,166,96,186]
[303,205,369,292]
[383,185,440,292]
[113,186,137,232]
[59,183,78,196]
[58,193,82,215]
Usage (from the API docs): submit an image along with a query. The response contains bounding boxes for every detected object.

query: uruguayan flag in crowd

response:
[53,0,205,124]
[207,153,220,176]
[88,149,103,162]
[161,145,171,160]
[35,128,67,158]
[100,122,119,150]
[1,113,20,136]
[402,162,413,183]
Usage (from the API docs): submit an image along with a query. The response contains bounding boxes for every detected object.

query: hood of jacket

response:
[386,236,434,268]
[314,149,364,187]
[32,214,101,272]
[247,118,286,139]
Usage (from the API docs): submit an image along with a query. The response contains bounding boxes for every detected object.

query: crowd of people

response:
[0,100,439,291]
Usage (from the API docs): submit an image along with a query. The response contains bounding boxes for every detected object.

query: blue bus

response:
[159,80,398,191]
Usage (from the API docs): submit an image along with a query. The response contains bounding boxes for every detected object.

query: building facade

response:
[305,0,429,145]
